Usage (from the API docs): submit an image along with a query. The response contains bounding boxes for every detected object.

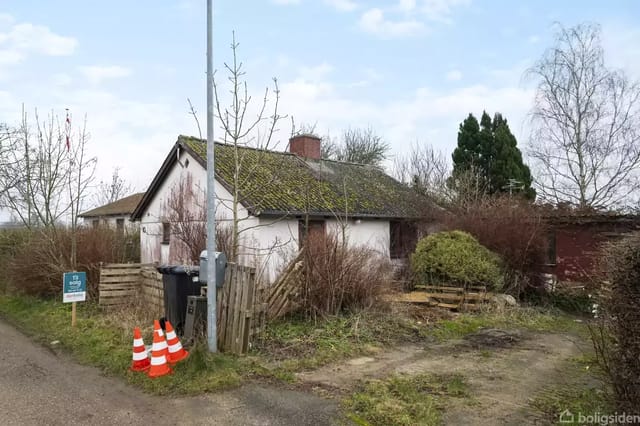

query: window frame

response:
[162,222,171,245]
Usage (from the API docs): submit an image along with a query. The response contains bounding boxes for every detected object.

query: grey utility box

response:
[199,250,227,288]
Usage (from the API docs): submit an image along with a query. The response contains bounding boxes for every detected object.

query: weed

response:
[343,373,469,426]
[529,353,612,424]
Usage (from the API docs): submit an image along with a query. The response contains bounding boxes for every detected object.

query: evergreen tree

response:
[451,111,535,199]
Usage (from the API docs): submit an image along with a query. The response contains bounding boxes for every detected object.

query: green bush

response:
[411,231,503,289]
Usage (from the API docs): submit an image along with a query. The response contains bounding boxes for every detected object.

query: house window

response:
[390,220,417,259]
[298,220,325,245]
[162,222,171,245]
[92,219,99,229]
[546,230,557,265]
[116,218,125,234]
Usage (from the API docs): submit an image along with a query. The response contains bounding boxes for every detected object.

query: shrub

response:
[4,226,139,299]
[411,230,503,289]
[591,233,640,414]
[299,232,395,318]
[443,196,549,297]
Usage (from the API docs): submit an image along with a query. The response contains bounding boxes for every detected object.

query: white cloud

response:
[398,0,417,12]
[298,62,334,81]
[1,23,77,56]
[528,35,540,44]
[272,0,301,4]
[324,0,359,12]
[420,0,472,23]
[0,17,77,72]
[445,69,462,81]
[359,8,425,38]
[79,65,132,85]
[277,62,533,164]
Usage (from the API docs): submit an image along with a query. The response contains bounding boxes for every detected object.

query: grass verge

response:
[0,295,251,395]
[343,373,470,426]
[529,354,613,425]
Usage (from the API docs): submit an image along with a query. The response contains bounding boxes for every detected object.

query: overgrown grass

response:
[529,354,613,425]
[430,307,587,342]
[343,373,469,426]
[0,295,249,395]
[254,309,426,374]
[0,293,591,397]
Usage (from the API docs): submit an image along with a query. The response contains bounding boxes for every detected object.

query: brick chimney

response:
[289,134,321,160]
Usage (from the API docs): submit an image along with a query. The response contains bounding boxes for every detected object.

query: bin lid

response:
[156,265,200,275]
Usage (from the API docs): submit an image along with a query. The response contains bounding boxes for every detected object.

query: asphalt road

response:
[0,320,338,426]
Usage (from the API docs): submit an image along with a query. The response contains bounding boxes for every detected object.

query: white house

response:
[130,134,433,283]
[79,192,144,232]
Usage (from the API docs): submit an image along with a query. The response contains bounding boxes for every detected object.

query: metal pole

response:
[206,0,217,352]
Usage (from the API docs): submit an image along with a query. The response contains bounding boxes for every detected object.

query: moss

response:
[180,136,428,217]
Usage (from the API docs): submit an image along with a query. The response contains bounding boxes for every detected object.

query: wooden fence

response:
[99,262,264,354]
[99,263,154,308]
[216,263,265,354]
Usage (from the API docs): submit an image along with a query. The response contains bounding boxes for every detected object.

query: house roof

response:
[131,135,433,221]
[79,193,145,218]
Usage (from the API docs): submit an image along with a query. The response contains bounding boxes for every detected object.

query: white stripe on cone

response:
[166,330,177,340]
[150,355,167,366]
[133,338,144,346]
[151,341,167,351]
[168,342,181,354]
[132,351,147,361]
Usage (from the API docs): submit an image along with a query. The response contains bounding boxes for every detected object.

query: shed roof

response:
[79,193,145,218]
[131,136,433,220]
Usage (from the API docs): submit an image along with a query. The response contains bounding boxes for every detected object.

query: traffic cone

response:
[147,320,173,378]
[130,327,150,372]
[165,320,189,364]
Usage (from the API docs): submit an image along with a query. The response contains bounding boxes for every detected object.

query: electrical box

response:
[199,250,227,288]
[183,295,208,342]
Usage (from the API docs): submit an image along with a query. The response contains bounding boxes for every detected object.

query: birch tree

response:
[528,23,640,209]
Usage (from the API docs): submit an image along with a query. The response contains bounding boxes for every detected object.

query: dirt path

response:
[0,319,337,426]
[297,329,587,425]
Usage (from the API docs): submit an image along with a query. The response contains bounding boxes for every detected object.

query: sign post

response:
[63,272,86,327]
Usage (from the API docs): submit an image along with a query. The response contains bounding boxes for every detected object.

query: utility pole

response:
[206,0,217,352]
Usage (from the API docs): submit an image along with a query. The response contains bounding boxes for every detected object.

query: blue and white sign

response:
[63,272,86,303]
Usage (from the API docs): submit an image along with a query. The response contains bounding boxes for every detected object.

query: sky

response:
[1,0,640,211]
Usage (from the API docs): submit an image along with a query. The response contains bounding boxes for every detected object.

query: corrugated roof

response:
[179,135,430,218]
[79,193,145,218]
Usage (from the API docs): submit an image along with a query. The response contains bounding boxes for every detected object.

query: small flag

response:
[65,109,71,151]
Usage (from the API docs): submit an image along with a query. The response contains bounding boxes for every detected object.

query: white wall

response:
[326,218,390,256]
[139,149,252,265]
[82,215,139,231]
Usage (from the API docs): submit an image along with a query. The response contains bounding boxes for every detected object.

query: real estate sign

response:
[63,272,86,303]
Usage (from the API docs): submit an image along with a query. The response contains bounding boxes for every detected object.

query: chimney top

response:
[289,134,321,160]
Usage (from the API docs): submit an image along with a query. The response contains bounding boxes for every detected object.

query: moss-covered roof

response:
[180,135,429,219]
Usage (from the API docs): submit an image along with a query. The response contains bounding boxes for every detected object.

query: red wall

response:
[553,222,637,282]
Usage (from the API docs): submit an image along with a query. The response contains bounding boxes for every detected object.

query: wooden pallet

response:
[387,284,492,311]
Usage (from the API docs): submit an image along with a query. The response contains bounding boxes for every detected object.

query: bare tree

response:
[0,108,96,228]
[93,167,134,207]
[527,23,640,210]
[0,122,18,200]
[213,32,287,262]
[393,142,450,203]
[163,174,233,263]
[323,127,389,166]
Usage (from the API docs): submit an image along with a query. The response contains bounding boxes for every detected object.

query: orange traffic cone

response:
[165,320,189,364]
[130,327,150,372]
[147,320,173,378]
